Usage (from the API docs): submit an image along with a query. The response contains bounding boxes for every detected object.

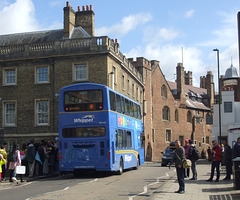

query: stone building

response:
[0,3,144,146]
[212,64,240,147]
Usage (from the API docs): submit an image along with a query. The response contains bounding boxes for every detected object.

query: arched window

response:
[161,85,167,98]
[187,111,192,123]
[175,109,179,122]
[162,106,170,121]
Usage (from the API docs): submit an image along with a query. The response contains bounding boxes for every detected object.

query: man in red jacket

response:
[207,140,222,182]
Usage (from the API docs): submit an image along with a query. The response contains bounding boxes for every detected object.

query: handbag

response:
[183,159,192,168]
[176,153,192,168]
[14,166,26,174]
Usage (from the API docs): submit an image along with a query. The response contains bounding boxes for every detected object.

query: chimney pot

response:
[86,5,89,11]
[66,1,69,7]
[115,39,118,43]
[90,5,93,10]
[82,6,85,11]
[78,6,80,11]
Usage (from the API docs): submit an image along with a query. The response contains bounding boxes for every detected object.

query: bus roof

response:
[60,83,141,106]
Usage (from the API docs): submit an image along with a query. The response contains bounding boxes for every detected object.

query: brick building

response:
[0,2,214,160]
[130,60,214,161]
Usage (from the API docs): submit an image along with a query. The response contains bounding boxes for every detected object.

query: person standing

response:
[8,144,25,182]
[183,139,190,178]
[27,140,36,178]
[233,137,240,158]
[0,144,7,181]
[170,140,185,194]
[223,139,232,180]
[0,154,6,182]
[207,140,222,182]
[188,139,198,180]
[207,147,211,161]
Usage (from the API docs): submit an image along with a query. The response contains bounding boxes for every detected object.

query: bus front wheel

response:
[117,158,123,175]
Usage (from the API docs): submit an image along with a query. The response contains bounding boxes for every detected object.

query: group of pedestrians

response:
[0,139,59,183]
[169,137,240,195]
[206,138,240,182]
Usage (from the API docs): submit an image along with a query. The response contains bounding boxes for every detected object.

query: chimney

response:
[75,5,95,36]
[200,76,206,88]
[151,60,160,68]
[206,71,214,107]
[63,2,75,38]
[184,71,192,85]
[176,63,185,100]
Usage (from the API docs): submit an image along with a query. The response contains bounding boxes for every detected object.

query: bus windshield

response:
[64,90,103,111]
[62,127,106,138]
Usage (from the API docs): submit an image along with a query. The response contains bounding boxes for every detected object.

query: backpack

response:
[193,147,201,160]
[7,150,16,162]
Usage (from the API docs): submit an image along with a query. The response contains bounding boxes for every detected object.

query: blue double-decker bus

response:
[58,83,144,175]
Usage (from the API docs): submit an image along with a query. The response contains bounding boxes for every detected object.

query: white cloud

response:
[126,43,207,86]
[95,13,152,37]
[0,0,40,35]
[185,9,195,18]
[200,11,237,48]
[49,0,63,7]
[143,26,180,45]
[48,21,62,30]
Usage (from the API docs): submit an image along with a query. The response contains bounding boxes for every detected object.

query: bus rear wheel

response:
[134,158,140,170]
[117,158,123,175]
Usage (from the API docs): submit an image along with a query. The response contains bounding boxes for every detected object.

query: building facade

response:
[0,3,144,146]
[212,64,240,147]
[130,60,214,161]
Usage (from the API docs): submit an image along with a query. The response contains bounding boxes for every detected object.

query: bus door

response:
[110,128,116,165]
[137,131,145,165]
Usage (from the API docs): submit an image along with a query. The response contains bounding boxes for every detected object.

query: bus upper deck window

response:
[64,89,103,111]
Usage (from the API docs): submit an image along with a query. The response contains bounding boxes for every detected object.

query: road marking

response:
[25,178,98,200]
[129,170,175,200]
[0,182,32,191]
[77,178,98,185]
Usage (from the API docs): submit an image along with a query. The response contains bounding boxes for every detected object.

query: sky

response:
[1,0,240,89]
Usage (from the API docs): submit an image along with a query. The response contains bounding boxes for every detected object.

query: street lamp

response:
[213,48,222,145]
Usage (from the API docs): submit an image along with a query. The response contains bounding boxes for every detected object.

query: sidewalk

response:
[151,160,240,200]
[0,173,59,189]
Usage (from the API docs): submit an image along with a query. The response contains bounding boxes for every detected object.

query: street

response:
[0,162,174,200]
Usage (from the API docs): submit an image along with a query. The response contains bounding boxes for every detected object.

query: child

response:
[0,154,6,182]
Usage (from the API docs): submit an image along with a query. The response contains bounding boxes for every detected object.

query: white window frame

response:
[111,66,116,90]
[161,84,167,98]
[166,129,172,142]
[35,66,50,84]
[35,99,50,126]
[3,68,17,85]
[112,66,116,84]
[73,63,88,82]
[162,106,170,121]
[3,101,17,127]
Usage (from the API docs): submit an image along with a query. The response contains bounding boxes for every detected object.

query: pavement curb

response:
[145,174,174,200]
